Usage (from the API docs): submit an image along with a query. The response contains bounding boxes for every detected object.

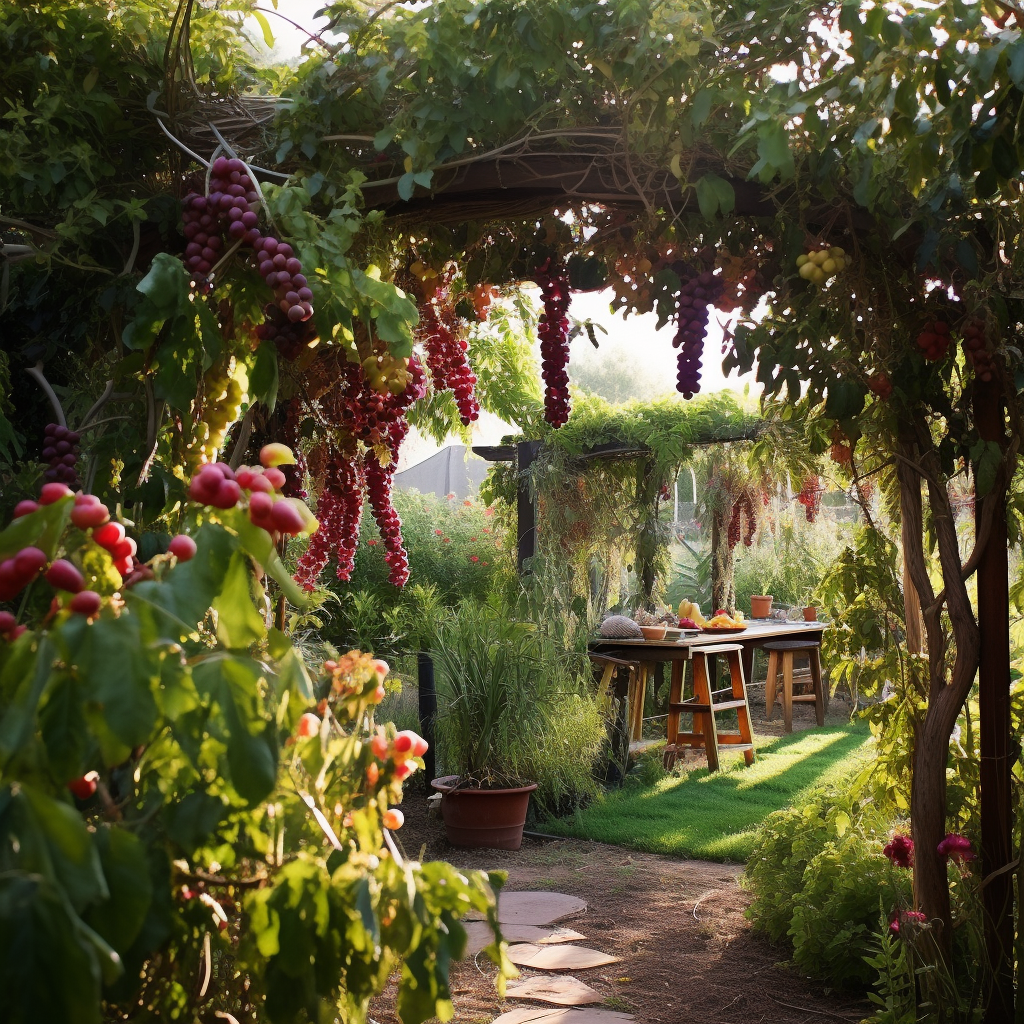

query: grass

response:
[543,722,873,862]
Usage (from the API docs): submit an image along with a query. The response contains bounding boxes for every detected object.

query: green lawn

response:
[544,723,873,862]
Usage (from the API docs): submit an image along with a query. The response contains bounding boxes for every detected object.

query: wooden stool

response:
[590,654,643,776]
[664,644,755,771]
[764,639,825,732]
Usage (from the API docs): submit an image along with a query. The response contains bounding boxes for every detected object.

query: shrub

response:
[743,784,911,989]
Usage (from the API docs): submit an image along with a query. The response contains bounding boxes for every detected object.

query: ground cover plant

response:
[545,723,873,861]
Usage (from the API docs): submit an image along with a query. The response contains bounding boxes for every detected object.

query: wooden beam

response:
[472,444,516,462]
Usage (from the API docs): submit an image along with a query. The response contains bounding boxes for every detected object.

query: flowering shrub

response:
[0,465,511,1024]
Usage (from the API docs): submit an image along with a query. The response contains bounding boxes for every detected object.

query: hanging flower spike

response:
[889,910,928,935]
[937,833,975,862]
[883,834,914,868]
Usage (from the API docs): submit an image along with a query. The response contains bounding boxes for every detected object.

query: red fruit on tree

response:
[263,467,287,491]
[68,772,99,800]
[382,808,404,830]
[248,472,274,494]
[297,712,321,738]
[71,501,110,530]
[45,559,84,593]
[0,611,16,633]
[69,590,102,617]
[168,535,197,561]
[110,536,137,561]
[370,733,390,760]
[13,500,39,518]
[14,547,47,580]
[248,491,276,530]
[372,658,390,679]
[93,522,126,550]
[112,556,133,578]
[270,500,306,535]
[39,482,73,505]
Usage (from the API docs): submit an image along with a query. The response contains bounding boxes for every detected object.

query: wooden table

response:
[590,620,827,743]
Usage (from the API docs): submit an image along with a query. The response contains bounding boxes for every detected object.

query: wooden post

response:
[417,652,437,793]
[974,380,1013,1024]
[516,440,540,574]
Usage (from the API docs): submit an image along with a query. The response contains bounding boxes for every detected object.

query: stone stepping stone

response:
[492,1008,633,1024]
[507,943,621,970]
[506,975,603,1005]
[464,921,587,956]
[466,892,586,926]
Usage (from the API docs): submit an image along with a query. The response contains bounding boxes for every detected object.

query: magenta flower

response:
[889,910,928,935]
[937,833,975,863]
[883,834,914,868]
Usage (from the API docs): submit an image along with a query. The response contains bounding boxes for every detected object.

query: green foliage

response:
[862,916,918,1024]
[743,784,911,989]
[430,602,602,814]
[0,496,510,1024]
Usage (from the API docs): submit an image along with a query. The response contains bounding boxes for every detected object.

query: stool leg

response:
[782,653,794,733]
[728,650,756,766]
[664,659,685,768]
[692,654,719,772]
[809,647,825,727]
[765,650,779,720]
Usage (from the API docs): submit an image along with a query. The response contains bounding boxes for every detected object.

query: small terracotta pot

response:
[431,776,538,850]
[750,595,774,618]
[803,606,817,622]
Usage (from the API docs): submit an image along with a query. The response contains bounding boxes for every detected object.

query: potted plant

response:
[750,593,774,618]
[429,602,553,849]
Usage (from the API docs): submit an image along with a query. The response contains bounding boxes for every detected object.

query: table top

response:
[591,619,825,651]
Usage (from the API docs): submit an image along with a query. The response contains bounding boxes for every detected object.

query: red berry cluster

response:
[295,453,365,588]
[915,320,951,360]
[795,474,823,523]
[535,258,572,426]
[41,422,81,487]
[419,294,480,425]
[187,454,314,538]
[673,268,724,399]
[727,491,757,549]
[962,321,995,382]
[0,610,26,642]
[253,235,314,325]
[365,426,410,586]
[255,305,318,361]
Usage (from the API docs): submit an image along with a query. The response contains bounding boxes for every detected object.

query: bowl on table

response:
[639,624,667,641]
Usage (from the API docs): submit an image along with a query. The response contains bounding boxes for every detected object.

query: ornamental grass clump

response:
[431,601,602,814]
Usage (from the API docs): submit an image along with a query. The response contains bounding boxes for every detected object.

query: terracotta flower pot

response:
[750,595,774,618]
[803,606,818,622]
[431,776,538,850]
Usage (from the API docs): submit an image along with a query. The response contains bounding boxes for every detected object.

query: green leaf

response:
[39,673,87,781]
[0,635,57,763]
[84,827,152,954]
[217,508,306,607]
[0,494,73,561]
[250,340,280,411]
[59,615,157,748]
[252,9,275,48]
[397,172,416,201]
[971,439,1002,496]
[212,551,267,649]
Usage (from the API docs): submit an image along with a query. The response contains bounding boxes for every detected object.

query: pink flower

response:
[470,537,478,542]
[937,833,975,863]
[889,910,927,935]
[484,508,494,517]
[482,527,491,533]
[883,834,914,868]
[435,529,443,536]
[482,560,489,565]
[463,500,472,506]
[470,555,479,563]
[443,537,450,543]
[446,492,455,499]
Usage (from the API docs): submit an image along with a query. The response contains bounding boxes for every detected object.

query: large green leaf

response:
[212,550,267,649]
[0,636,57,766]
[0,494,73,561]
[38,672,87,781]
[218,507,307,606]
[0,874,103,1024]
[59,615,158,748]
[84,826,152,954]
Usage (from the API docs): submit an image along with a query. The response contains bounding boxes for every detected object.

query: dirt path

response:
[375,794,870,1024]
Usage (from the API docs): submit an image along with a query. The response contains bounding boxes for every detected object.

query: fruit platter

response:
[700,610,747,634]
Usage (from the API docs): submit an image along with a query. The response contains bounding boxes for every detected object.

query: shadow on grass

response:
[544,723,872,862]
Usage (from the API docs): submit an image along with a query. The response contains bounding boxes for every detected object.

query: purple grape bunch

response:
[535,258,572,427]
[672,266,724,399]
[180,156,314,338]
[41,422,80,488]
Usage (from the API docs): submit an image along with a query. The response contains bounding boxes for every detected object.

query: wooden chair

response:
[764,639,825,732]
[664,643,755,772]
[590,653,644,778]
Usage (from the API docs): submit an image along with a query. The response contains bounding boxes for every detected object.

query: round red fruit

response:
[71,501,110,530]
[39,482,73,505]
[168,535,197,561]
[45,559,84,593]
[68,772,99,800]
[270,500,305,535]
[13,500,39,518]
[93,522,126,550]
[0,611,16,633]
[297,712,321,738]
[110,536,137,561]
[248,491,276,530]
[264,467,286,491]
[209,480,242,510]
[14,547,47,579]
[69,590,102,617]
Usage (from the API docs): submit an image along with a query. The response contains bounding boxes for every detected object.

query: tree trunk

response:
[975,380,1014,1024]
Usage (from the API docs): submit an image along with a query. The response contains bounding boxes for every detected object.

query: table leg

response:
[741,645,755,692]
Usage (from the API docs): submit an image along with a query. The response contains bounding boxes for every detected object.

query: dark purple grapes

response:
[41,423,80,488]
[672,267,723,399]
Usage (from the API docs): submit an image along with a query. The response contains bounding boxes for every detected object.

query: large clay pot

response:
[803,605,818,622]
[431,776,538,850]
[750,595,774,619]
